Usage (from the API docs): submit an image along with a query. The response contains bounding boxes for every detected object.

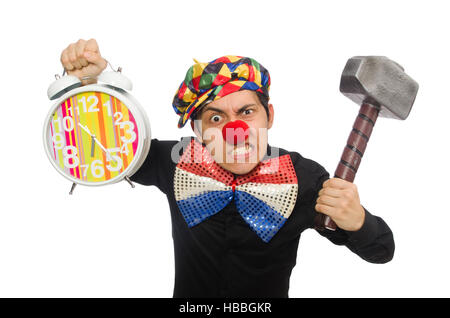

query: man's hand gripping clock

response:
[60,38,107,85]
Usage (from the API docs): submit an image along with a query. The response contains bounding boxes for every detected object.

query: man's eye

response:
[210,115,222,123]
[243,109,254,115]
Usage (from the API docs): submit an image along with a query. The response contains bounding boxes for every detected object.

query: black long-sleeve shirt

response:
[130,137,395,297]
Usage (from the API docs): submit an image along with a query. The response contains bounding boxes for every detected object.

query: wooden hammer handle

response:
[315,103,380,231]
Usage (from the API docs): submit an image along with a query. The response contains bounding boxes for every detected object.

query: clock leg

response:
[69,182,77,195]
[125,176,135,188]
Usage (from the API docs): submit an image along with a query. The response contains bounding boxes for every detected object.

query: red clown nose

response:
[222,120,250,145]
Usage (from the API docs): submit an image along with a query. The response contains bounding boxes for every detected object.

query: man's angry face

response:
[191,90,274,175]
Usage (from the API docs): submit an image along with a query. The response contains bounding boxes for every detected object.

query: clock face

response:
[46,91,139,183]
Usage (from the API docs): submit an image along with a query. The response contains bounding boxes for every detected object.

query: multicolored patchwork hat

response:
[172,55,271,128]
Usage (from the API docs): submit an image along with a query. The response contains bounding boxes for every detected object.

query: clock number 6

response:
[91,160,104,178]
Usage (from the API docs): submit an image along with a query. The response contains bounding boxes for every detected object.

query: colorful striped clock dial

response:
[47,91,139,183]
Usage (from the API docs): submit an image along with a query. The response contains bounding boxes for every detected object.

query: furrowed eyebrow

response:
[203,103,257,115]
[237,104,257,113]
[202,106,226,114]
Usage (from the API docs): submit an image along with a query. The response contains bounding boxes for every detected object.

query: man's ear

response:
[267,103,274,129]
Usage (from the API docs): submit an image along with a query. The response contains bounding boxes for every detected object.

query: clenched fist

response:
[60,38,107,85]
[315,178,366,231]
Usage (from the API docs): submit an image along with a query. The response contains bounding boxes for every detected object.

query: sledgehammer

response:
[314,56,419,231]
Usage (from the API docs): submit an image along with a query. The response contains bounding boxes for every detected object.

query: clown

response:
[60,39,395,298]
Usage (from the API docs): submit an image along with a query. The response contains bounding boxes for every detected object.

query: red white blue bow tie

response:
[174,138,298,243]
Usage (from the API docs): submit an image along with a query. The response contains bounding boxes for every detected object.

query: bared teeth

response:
[231,144,252,155]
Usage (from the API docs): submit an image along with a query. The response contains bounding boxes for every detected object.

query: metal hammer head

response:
[339,56,419,120]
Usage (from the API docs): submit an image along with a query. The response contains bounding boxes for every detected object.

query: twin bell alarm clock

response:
[43,65,151,194]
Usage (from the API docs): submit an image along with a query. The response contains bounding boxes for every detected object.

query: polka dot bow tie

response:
[174,138,298,243]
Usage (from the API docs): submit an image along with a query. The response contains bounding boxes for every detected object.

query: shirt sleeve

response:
[129,138,179,195]
[312,164,395,264]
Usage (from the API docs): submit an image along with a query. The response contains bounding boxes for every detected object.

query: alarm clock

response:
[43,67,151,194]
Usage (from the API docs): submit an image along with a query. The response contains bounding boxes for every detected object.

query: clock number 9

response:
[53,133,64,150]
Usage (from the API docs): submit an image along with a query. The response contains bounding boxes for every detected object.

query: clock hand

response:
[93,136,113,160]
[90,135,95,157]
[78,123,116,162]
[78,123,95,156]
[78,122,92,136]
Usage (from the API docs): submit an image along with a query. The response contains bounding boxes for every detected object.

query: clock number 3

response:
[114,112,136,144]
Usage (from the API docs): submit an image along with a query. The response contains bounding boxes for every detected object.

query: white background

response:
[0,0,448,297]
